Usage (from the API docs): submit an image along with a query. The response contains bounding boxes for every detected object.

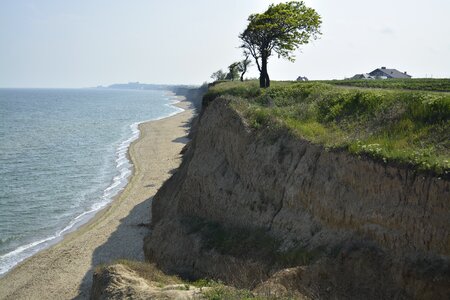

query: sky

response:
[1,0,449,88]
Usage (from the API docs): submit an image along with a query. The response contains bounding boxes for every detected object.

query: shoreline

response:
[0,96,195,299]
[0,93,186,277]
[0,92,187,277]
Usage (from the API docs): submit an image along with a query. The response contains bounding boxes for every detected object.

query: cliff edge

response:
[144,96,450,299]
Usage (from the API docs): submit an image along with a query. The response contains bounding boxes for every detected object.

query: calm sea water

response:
[0,88,183,275]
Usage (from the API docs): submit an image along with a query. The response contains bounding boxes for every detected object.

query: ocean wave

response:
[0,92,185,277]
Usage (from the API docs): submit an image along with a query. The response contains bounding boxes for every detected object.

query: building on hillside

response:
[350,73,375,80]
[369,67,412,79]
[350,67,412,80]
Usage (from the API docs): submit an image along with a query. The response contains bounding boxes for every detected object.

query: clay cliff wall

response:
[144,97,450,299]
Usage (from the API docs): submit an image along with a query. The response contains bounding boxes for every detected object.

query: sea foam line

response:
[0,93,186,276]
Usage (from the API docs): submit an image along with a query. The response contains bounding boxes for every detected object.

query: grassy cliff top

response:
[204,80,450,175]
[322,78,450,92]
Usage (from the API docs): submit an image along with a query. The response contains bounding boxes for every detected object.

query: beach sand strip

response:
[0,99,194,300]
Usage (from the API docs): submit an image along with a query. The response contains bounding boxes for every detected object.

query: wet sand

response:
[0,99,195,299]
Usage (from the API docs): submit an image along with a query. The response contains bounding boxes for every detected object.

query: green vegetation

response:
[109,259,182,285]
[226,62,241,81]
[195,280,256,300]
[211,57,252,83]
[100,260,292,299]
[324,78,450,92]
[193,279,295,300]
[239,54,252,82]
[185,217,320,267]
[211,70,228,81]
[205,80,450,175]
[240,1,321,88]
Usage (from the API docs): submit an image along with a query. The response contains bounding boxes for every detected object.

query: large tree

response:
[239,1,321,88]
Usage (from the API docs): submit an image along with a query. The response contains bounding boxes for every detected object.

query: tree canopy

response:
[210,69,227,81]
[226,62,241,81]
[239,1,321,88]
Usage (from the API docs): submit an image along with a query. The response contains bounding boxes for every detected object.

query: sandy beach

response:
[0,98,195,299]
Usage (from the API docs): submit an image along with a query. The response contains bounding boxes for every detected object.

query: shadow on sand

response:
[74,99,199,299]
[73,196,152,299]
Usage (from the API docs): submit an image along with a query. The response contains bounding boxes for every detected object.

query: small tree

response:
[238,53,252,82]
[239,1,321,88]
[210,69,227,81]
[226,62,240,81]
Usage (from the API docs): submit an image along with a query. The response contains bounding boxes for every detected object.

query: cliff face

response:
[144,97,450,299]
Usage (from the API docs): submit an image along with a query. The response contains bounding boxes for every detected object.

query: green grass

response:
[192,279,295,300]
[322,78,450,92]
[205,80,450,175]
[98,260,291,299]
[199,282,257,300]
[184,217,321,267]
[108,259,183,285]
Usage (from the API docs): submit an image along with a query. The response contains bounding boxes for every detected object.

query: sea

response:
[0,88,183,275]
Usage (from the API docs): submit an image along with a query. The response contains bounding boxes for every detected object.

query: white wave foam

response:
[0,92,186,277]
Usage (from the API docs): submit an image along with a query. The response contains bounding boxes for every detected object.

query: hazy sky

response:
[1,0,449,88]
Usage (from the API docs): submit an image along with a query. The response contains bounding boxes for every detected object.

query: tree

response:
[226,62,240,81]
[238,53,252,82]
[210,69,227,81]
[239,1,321,88]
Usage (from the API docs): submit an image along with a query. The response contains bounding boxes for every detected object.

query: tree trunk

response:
[260,56,270,88]
[259,74,265,88]
[258,72,270,88]
[240,70,245,82]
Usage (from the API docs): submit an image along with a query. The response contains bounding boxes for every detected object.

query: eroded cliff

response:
[144,97,450,299]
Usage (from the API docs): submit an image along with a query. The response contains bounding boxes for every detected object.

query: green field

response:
[322,78,450,92]
[205,80,450,175]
